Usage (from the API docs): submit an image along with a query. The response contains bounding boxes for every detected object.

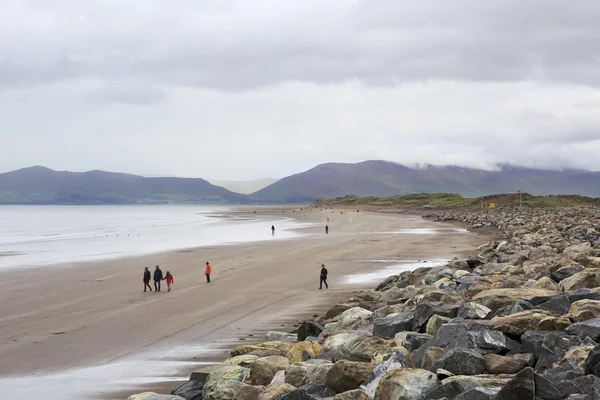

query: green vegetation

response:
[313,193,600,209]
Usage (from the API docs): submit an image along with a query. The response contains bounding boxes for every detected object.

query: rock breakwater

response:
[129,208,600,400]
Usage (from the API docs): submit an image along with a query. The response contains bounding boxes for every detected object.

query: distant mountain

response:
[208,178,278,194]
[0,166,251,205]
[251,160,600,203]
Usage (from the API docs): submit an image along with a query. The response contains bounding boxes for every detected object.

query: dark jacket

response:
[153,269,163,281]
[320,267,328,279]
[144,270,151,282]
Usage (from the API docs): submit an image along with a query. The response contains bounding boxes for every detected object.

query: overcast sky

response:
[1,0,599,179]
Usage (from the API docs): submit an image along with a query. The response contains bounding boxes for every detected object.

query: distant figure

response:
[153,265,163,292]
[165,271,174,292]
[205,262,212,283]
[271,225,276,235]
[143,267,152,292]
[327,217,329,222]
[320,264,329,289]
[325,225,329,234]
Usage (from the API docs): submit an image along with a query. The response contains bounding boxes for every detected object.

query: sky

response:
[1,0,600,180]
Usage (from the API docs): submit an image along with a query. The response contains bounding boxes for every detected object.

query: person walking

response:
[319,264,329,289]
[164,271,174,292]
[143,267,152,292]
[325,225,329,234]
[271,225,275,235]
[153,265,163,292]
[205,261,212,283]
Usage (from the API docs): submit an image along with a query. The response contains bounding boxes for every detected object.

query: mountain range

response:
[1,161,599,205]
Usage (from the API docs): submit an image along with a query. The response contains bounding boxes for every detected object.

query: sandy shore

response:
[0,208,485,399]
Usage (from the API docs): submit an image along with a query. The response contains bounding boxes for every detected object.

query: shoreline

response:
[0,207,486,399]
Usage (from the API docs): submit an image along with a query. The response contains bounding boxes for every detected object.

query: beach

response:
[0,207,484,399]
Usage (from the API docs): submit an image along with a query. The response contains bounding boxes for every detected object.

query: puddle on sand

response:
[341,260,449,285]
[0,345,222,400]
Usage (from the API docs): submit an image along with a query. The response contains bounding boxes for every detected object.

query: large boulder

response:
[325,360,374,393]
[374,368,439,400]
[495,367,562,400]
[412,302,461,332]
[421,347,444,371]
[584,344,600,376]
[361,350,415,398]
[222,355,260,368]
[266,331,298,343]
[456,302,492,320]
[203,366,249,400]
[287,341,321,363]
[249,356,290,386]
[233,385,265,400]
[373,312,415,338]
[434,348,486,376]
[231,342,293,357]
[490,309,557,336]
[279,384,336,400]
[535,332,584,372]
[569,300,600,322]
[298,322,325,342]
[331,390,370,400]
[322,333,394,362]
[426,315,451,336]
[127,395,185,400]
[560,270,600,292]
[258,383,296,400]
[471,288,556,314]
[566,318,600,341]
[338,307,373,330]
[393,332,432,352]
[455,387,498,400]
[171,380,204,400]
[483,354,528,374]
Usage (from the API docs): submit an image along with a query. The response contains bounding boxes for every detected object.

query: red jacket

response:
[205,264,212,274]
[165,274,174,284]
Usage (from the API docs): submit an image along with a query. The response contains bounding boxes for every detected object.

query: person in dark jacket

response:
[143,267,152,292]
[319,264,328,289]
[153,265,163,292]
[325,225,329,234]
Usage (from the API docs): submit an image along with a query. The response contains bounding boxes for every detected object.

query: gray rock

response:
[266,331,298,343]
[128,395,185,400]
[374,368,440,400]
[566,318,600,341]
[412,302,461,332]
[455,387,498,400]
[511,353,536,367]
[584,344,600,377]
[434,348,486,376]
[428,380,480,399]
[495,367,563,400]
[393,332,432,352]
[325,360,374,393]
[373,312,415,339]
[360,350,414,398]
[536,332,584,372]
[171,380,204,400]
[298,322,325,342]
[279,384,336,400]
[558,375,600,397]
[543,359,584,382]
[457,302,492,320]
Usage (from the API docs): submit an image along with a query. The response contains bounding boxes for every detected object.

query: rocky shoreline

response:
[129,207,600,400]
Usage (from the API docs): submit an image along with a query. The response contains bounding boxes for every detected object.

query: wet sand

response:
[0,208,485,399]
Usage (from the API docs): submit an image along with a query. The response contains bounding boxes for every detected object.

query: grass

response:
[313,193,600,209]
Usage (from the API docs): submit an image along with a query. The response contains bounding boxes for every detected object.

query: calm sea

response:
[0,205,310,270]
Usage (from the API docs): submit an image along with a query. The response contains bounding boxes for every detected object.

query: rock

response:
[421,347,444,371]
[373,312,415,338]
[483,354,528,374]
[249,356,290,386]
[584,344,600,376]
[127,394,185,400]
[222,355,261,368]
[471,288,557,314]
[322,333,394,362]
[325,360,374,393]
[495,367,562,400]
[298,322,325,342]
[532,277,558,291]
[191,365,229,383]
[566,319,600,342]
[558,375,600,397]
[512,353,536,367]
[285,364,309,388]
[393,332,432,352]
[171,380,204,400]
[331,389,370,400]
[279,384,336,400]
[287,341,321,363]
[569,300,600,322]
[434,348,486,376]
[444,329,520,356]
[338,307,373,330]
[380,287,404,302]
[258,383,296,400]
[266,331,298,343]
[326,304,357,320]
[270,370,286,385]
[233,385,265,400]
[455,387,498,400]
[542,360,583,382]
[536,332,584,372]
[360,350,415,398]
[304,361,335,385]
[560,269,600,292]
[203,366,249,400]
[374,369,440,400]
[557,346,593,367]
[426,315,451,336]
[412,302,461,332]
[231,342,293,358]
[456,302,492,320]
[564,242,592,258]
[490,309,557,336]
[552,264,584,282]
[537,315,572,331]
[428,379,480,399]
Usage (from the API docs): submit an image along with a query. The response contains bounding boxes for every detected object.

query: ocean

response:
[0,205,310,270]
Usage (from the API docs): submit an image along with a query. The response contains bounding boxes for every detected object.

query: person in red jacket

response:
[164,271,174,292]
[205,262,212,283]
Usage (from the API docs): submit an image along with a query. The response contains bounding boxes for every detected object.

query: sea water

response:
[0,205,310,270]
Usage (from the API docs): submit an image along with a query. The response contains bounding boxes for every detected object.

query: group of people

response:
[143,262,212,292]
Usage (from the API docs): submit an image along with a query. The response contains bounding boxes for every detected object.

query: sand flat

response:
[0,208,484,398]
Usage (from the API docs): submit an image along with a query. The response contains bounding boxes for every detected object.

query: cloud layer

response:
[1,0,599,179]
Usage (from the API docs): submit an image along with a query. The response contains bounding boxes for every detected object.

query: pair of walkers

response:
[143,265,174,292]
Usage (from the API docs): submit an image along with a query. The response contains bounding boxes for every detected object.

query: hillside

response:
[208,178,277,194]
[313,193,600,208]
[252,160,600,203]
[0,166,251,205]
